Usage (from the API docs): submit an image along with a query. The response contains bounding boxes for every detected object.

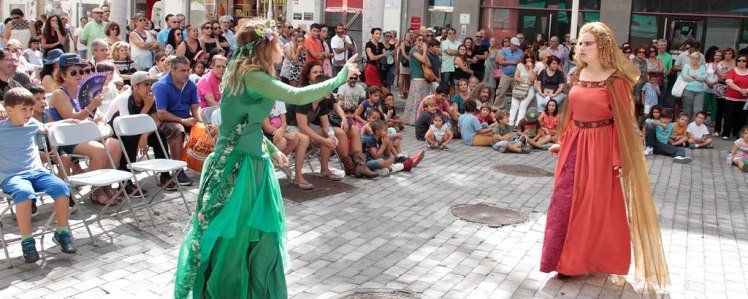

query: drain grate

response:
[279,174,356,202]
[341,290,417,299]
[451,203,528,227]
[494,164,553,177]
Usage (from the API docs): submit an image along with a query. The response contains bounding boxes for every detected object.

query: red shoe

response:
[403,149,425,171]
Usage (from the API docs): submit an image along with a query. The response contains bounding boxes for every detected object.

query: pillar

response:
[452,0,480,38]
[362,0,385,48]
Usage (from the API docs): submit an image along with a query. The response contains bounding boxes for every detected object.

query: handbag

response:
[512,83,531,99]
[671,75,687,97]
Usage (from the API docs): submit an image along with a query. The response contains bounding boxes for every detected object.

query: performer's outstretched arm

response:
[244,65,350,106]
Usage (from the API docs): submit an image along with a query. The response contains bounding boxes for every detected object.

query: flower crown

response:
[232,19,278,60]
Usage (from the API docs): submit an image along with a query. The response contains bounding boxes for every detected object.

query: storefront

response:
[480,0,601,42]
[203,0,286,20]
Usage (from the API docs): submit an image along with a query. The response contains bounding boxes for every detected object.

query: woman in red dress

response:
[541,22,669,292]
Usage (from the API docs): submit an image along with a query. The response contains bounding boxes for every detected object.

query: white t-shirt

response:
[687,122,709,139]
[269,101,287,118]
[336,83,366,105]
[330,34,352,63]
[23,49,43,66]
[75,27,87,51]
[104,90,133,122]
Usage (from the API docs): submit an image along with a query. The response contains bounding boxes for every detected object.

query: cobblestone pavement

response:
[0,130,747,298]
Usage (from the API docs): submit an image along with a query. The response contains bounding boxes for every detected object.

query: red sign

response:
[410,17,421,31]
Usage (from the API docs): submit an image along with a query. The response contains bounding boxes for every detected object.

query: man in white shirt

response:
[330,23,355,77]
[73,17,88,58]
[336,75,366,105]
[219,16,236,51]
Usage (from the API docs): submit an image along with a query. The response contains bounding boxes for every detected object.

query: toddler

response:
[687,111,713,149]
[492,111,530,154]
[425,113,453,150]
[641,75,660,114]
[669,113,689,147]
[730,125,748,172]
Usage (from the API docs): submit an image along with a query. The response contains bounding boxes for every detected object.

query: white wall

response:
[382,1,402,35]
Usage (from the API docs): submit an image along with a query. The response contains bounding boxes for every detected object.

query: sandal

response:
[315,172,343,181]
[89,189,117,206]
[291,179,315,190]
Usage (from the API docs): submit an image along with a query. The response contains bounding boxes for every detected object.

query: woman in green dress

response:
[173,22,361,298]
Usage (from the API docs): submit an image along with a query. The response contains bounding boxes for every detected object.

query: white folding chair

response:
[48,121,141,246]
[200,106,218,142]
[112,114,191,225]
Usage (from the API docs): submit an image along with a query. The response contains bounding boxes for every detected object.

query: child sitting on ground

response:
[415,98,438,141]
[669,113,689,147]
[477,105,495,125]
[492,111,530,154]
[341,101,364,129]
[643,105,665,155]
[539,99,560,143]
[687,111,713,149]
[644,109,693,164]
[355,85,384,124]
[425,113,453,150]
[362,120,423,176]
[730,125,748,172]
[381,93,404,130]
[0,88,77,263]
[516,108,552,150]
[363,110,404,157]
[457,100,494,146]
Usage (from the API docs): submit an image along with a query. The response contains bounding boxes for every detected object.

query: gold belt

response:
[573,119,614,128]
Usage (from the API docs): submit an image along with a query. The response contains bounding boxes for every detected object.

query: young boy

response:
[516,108,552,150]
[415,98,437,141]
[687,111,713,149]
[23,37,44,70]
[492,111,530,154]
[362,120,417,175]
[30,85,72,180]
[644,110,693,164]
[0,88,77,263]
[457,99,494,146]
[355,85,383,124]
[669,113,689,147]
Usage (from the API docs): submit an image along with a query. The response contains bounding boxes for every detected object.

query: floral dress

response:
[174,65,351,298]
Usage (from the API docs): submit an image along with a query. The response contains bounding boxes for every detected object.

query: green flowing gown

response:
[174,66,350,299]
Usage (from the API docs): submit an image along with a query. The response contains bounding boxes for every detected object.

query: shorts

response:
[159,122,191,141]
[1,170,70,204]
[57,144,77,155]
[366,159,384,170]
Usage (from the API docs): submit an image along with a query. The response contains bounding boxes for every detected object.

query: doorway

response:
[667,19,704,54]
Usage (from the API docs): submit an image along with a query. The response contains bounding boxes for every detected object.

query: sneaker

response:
[688,144,697,149]
[375,168,390,177]
[176,171,193,186]
[124,181,148,198]
[159,175,179,191]
[540,144,553,151]
[394,156,408,164]
[498,147,507,153]
[21,238,39,263]
[521,147,532,154]
[673,156,693,164]
[52,230,77,254]
[706,144,714,149]
[644,147,654,156]
[391,163,405,173]
[723,136,729,140]
[31,201,38,217]
[403,149,426,171]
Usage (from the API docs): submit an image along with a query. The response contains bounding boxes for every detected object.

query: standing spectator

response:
[111,41,137,84]
[398,32,413,98]
[483,37,499,88]
[453,44,474,84]
[211,20,231,54]
[304,23,326,63]
[319,26,334,76]
[722,54,748,139]
[280,33,306,86]
[101,4,111,22]
[673,41,704,74]
[656,39,673,90]
[632,46,648,115]
[152,56,201,186]
[364,28,387,89]
[41,15,67,54]
[156,15,179,46]
[382,31,396,87]
[219,16,236,51]
[548,36,569,65]
[129,14,161,71]
[645,45,664,86]
[403,35,434,125]
[104,22,121,45]
[680,52,707,118]
[79,7,108,59]
[704,49,722,124]
[440,28,460,91]
[177,26,202,62]
[73,17,88,58]
[714,48,736,137]
[428,39,442,89]
[3,9,37,51]
[331,23,355,77]
[493,37,522,110]
[197,55,227,108]
[164,27,183,56]
[277,21,294,45]
[471,32,489,80]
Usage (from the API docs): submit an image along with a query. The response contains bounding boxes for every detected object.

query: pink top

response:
[197,70,222,108]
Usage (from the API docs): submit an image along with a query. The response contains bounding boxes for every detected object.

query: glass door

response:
[517,11,570,40]
[667,19,704,54]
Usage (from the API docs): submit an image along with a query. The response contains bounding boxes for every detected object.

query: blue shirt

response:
[153,72,199,119]
[642,82,659,106]
[0,119,45,183]
[457,113,483,145]
[501,48,523,76]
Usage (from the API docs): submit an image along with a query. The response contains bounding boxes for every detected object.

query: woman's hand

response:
[549,143,561,154]
[341,117,349,131]
[272,127,284,139]
[270,151,289,167]
[346,54,361,77]
[90,93,104,109]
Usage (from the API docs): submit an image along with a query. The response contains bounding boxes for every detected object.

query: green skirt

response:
[174,152,288,299]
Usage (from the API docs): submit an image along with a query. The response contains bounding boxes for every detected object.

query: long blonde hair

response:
[224,25,279,96]
[572,22,640,85]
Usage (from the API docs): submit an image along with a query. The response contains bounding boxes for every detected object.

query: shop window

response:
[629,14,660,47]
[740,21,748,50]
[705,18,741,50]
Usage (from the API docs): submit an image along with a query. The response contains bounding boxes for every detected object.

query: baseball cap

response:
[510,37,521,46]
[130,71,157,86]
[58,53,88,67]
[525,107,538,120]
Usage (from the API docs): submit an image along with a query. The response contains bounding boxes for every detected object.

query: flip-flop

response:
[292,180,315,190]
[315,172,343,181]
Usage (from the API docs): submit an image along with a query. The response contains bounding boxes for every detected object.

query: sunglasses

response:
[637,51,646,54]
[69,69,91,76]
[738,59,748,63]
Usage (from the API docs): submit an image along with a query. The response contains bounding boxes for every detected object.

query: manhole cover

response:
[341,290,417,299]
[451,203,528,227]
[494,164,553,177]
[279,174,356,202]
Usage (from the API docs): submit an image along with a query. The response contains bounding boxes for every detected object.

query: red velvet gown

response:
[540,79,631,275]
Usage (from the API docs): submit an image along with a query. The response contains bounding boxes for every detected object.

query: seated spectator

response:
[106,71,175,193]
[362,120,422,176]
[262,100,313,189]
[534,55,565,111]
[340,101,363,129]
[29,85,71,177]
[47,53,124,204]
[538,99,560,143]
[39,49,63,93]
[5,39,34,75]
[148,52,168,77]
[189,61,206,84]
[416,84,453,122]
[381,93,404,130]
[93,61,121,102]
[362,109,403,156]
[452,79,469,117]
[415,97,437,140]
[22,37,43,71]
[0,49,24,101]
[468,76,480,92]
[110,41,137,84]
[425,113,452,150]
[492,111,530,154]
[458,99,494,146]
[468,83,494,111]
[89,39,111,68]
[355,85,383,124]
[516,108,552,149]
[197,55,226,108]
[687,111,713,149]
[336,74,366,105]
[670,113,689,147]
[644,109,693,164]
[730,125,748,172]
[0,87,76,263]
[477,105,495,125]
[153,55,201,186]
